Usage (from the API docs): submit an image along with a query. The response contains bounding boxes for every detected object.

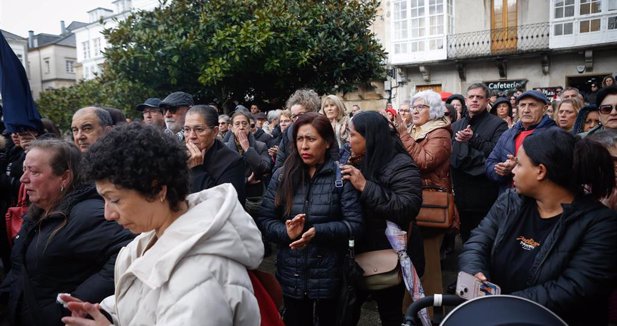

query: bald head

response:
[71,107,113,152]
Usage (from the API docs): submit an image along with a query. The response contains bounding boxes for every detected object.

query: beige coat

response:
[100,184,264,325]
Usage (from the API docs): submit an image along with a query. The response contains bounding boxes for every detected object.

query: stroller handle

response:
[402,294,466,326]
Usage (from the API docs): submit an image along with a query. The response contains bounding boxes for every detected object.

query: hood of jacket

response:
[410,117,451,140]
[124,183,264,289]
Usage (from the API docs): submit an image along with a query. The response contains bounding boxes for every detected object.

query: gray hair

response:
[267,109,281,123]
[411,90,446,120]
[286,89,321,112]
[76,106,113,127]
[187,105,218,128]
[218,114,230,123]
[589,129,617,149]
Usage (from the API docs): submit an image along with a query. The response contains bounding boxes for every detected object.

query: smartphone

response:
[456,271,501,300]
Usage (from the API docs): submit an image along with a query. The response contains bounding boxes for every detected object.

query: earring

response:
[60,185,65,193]
[160,197,164,203]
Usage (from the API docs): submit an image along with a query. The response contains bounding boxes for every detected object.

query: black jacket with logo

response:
[459,189,617,326]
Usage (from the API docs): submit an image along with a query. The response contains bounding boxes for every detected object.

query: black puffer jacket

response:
[459,190,617,326]
[356,152,425,275]
[258,159,363,299]
[0,184,134,326]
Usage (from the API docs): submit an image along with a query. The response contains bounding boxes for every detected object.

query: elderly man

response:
[451,83,508,242]
[71,106,113,152]
[160,91,193,141]
[136,98,165,129]
[485,90,558,194]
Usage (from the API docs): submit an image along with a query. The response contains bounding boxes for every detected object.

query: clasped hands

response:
[286,213,315,250]
[494,154,516,176]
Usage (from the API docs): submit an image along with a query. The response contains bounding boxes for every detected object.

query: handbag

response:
[5,183,28,245]
[416,185,458,229]
[354,249,402,291]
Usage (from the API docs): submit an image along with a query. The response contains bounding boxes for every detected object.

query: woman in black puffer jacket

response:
[258,113,363,326]
[459,129,617,326]
[341,111,424,326]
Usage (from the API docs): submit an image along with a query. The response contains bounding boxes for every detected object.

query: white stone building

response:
[383,0,617,107]
[74,0,159,80]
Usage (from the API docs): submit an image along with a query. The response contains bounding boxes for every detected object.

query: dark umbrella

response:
[0,32,42,133]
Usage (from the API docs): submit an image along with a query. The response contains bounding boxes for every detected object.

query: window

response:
[411,0,426,39]
[554,0,575,18]
[580,18,601,32]
[66,60,75,73]
[610,0,617,10]
[580,0,601,15]
[554,22,574,35]
[44,58,50,74]
[82,41,91,59]
[429,38,443,50]
[93,38,101,55]
[609,16,617,29]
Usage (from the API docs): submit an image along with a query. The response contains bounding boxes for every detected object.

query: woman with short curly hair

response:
[60,123,263,326]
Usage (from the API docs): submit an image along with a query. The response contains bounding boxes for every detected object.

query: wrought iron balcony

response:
[447,22,550,59]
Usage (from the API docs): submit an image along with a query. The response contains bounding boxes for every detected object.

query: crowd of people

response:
[0,78,615,325]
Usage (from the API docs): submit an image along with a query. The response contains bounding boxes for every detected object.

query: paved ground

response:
[259,234,463,325]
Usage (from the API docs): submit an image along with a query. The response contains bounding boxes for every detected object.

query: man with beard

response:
[160,91,193,141]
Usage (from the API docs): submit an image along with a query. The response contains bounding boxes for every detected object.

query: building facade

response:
[384,0,617,107]
[74,0,159,80]
[27,21,86,99]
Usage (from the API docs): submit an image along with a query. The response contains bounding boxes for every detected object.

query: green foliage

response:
[38,0,386,124]
[103,0,386,105]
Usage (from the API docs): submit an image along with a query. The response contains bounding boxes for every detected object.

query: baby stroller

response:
[402,294,567,326]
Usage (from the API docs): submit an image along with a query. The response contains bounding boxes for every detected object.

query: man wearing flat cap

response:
[136,98,165,130]
[160,91,193,141]
[485,90,558,194]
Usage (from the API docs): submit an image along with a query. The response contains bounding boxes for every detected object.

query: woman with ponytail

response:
[459,128,617,326]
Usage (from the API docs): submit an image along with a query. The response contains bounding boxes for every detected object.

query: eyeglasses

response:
[399,109,411,113]
[182,125,211,135]
[291,111,306,120]
[599,104,617,115]
[165,106,189,114]
[411,104,430,111]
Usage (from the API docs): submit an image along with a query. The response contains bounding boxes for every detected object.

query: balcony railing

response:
[447,22,550,59]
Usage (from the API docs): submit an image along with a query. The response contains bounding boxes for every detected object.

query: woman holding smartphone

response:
[459,128,617,326]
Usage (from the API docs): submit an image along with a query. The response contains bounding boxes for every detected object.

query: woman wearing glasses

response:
[583,86,617,138]
[225,111,272,216]
[394,90,452,318]
[184,105,246,205]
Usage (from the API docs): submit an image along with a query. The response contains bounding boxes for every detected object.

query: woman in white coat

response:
[60,123,264,326]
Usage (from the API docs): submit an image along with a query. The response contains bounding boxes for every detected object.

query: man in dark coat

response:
[451,83,508,242]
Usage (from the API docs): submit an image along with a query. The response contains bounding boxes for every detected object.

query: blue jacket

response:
[257,158,363,299]
[485,115,558,194]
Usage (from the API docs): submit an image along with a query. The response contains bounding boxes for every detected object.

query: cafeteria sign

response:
[485,79,528,92]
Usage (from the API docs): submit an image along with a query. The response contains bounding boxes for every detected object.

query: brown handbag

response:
[416,185,458,229]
